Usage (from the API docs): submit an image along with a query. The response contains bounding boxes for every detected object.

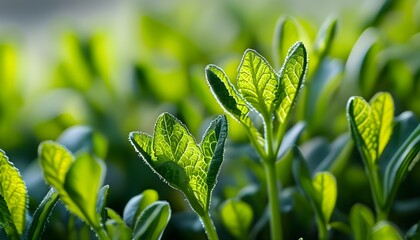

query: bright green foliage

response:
[237,49,279,118]
[205,65,264,146]
[312,172,337,224]
[293,147,337,239]
[205,42,307,153]
[38,141,105,228]
[371,222,403,240]
[347,92,394,164]
[105,208,132,240]
[0,149,27,235]
[64,153,104,227]
[276,43,307,123]
[129,113,228,215]
[132,201,171,240]
[350,204,375,240]
[220,199,253,239]
[123,189,159,228]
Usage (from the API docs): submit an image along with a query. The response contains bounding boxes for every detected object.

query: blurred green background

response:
[0,0,419,239]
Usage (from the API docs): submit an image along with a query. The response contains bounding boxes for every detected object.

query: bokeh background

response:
[0,0,419,239]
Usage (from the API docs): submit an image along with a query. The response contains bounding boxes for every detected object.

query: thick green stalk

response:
[200,213,219,240]
[315,215,328,240]
[263,160,282,240]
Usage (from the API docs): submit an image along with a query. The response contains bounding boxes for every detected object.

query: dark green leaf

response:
[123,189,159,228]
[0,195,18,239]
[205,64,264,146]
[384,124,420,207]
[349,203,374,240]
[133,201,171,240]
[97,185,109,225]
[26,188,59,240]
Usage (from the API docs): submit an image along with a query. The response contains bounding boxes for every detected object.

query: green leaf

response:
[371,221,403,240]
[0,149,28,235]
[384,124,420,207]
[276,42,308,124]
[0,195,18,239]
[97,185,110,225]
[123,189,159,228]
[200,115,228,205]
[220,199,253,239]
[313,18,337,58]
[132,201,171,240]
[205,64,264,146]
[350,203,374,240]
[105,220,132,240]
[277,122,306,160]
[129,113,228,215]
[64,153,105,228]
[26,188,60,240]
[272,16,300,69]
[237,49,279,118]
[347,92,394,164]
[292,148,336,225]
[312,172,337,224]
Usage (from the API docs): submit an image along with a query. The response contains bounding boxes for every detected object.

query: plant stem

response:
[93,226,110,240]
[315,215,328,240]
[263,161,283,240]
[366,164,387,221]
[200,213,219,240]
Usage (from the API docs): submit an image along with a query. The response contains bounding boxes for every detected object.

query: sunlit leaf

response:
[312,172,336,224]
[129,113,228,215]
[221,199,253,239]
[347,92,394,164]
[39,141,85,221]
[276,42,307,124]
[123,189,159,228]
[27,188,60,240]
[64,153,105,228]
[0,149,27,235]
[132,201,171,240]
[205,65,264,146]
[237,49,279,118]
[371,221,403,240]
[350,203,374,240]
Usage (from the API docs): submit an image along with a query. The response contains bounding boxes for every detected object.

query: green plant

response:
[129,113,228,240]
[347,92,420,221]
[205,42,308,240]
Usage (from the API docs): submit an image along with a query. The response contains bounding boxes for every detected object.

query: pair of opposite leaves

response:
[130,42,307,215]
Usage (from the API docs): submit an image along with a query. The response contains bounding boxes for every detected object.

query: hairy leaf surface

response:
[347,92,394,164]
[129,113,227,214]
[0,149,27,235]
[237,49,279,117]
[205,65,264,146]
[277,42,307,123]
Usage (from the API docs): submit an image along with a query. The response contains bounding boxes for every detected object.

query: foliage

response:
[0,1,419,239]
